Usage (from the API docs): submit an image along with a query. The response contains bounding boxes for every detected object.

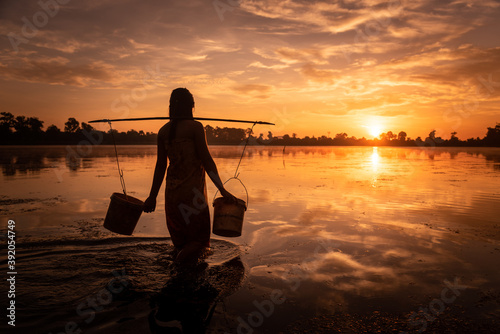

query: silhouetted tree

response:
[335,133,348,140]
[398,131,407,141]
[448,131,460,145]
[46,124,61,135]
[64,117,80,133]
[318,135,333,145]
[207,127,246,144]
[0,112,15,141]
[0,112,15,131]
[81,122,94,132]
[484,123,500,146]
[267,131,273,141]
[14,116,29,134]
[27,117,44,133]
[425,129,444,146]
[9,116,43,142]
[45,124,61,143]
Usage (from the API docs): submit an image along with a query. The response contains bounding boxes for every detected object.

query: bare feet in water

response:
[174,242,210,264]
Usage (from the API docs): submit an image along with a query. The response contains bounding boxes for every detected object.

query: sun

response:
[369,125,382,138]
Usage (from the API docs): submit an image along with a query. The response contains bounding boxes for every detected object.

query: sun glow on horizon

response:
[368,125,383,138]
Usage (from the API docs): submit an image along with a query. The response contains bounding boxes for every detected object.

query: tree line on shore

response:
[1,112,499,147]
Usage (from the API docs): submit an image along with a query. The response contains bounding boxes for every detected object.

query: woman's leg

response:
[175,241,207,263]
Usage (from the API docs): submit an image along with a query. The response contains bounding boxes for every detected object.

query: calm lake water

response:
[1,145,499,333]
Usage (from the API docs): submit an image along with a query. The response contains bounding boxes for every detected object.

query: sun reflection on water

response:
[369,147,380,187]
[370,147,380,169]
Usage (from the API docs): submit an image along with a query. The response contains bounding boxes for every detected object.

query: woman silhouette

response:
[144,88,236,262]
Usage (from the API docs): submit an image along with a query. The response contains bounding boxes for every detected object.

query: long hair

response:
[168,88,194,142]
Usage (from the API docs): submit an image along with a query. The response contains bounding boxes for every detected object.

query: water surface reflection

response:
[1,146,499,332]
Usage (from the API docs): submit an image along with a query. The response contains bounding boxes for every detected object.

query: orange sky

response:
[1,0,499,140]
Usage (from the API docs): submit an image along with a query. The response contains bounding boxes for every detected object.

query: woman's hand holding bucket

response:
[220,188,238,204]
[143,196,156,213]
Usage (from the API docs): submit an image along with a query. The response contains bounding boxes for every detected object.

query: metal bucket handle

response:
[213,177,249,208]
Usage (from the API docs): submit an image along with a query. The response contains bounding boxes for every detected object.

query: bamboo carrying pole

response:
[88,117,275,125]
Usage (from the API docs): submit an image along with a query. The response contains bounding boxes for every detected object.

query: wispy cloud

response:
[300,63,339,83]
[248,61,288,70]
[232,84,274,99]
[1,58,114,86]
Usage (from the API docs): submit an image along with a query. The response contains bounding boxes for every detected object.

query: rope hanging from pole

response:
[212,123,255,209]
[108,122,127,196]
[234,122,257,179]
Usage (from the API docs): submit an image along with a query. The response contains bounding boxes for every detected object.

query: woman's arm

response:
[193,122,236,201]
[143,131,168,212]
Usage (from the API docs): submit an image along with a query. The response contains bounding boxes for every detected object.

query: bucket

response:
[212,178,248,237]
[103,192,144,235]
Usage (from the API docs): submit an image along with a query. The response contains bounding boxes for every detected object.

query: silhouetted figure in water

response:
[144,88,236,263]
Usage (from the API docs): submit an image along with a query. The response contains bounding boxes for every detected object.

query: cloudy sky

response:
[1,0,499,139]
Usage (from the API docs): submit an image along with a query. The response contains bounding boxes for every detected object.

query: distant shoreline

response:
[1,143,500,148]
[1,113,499,147]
